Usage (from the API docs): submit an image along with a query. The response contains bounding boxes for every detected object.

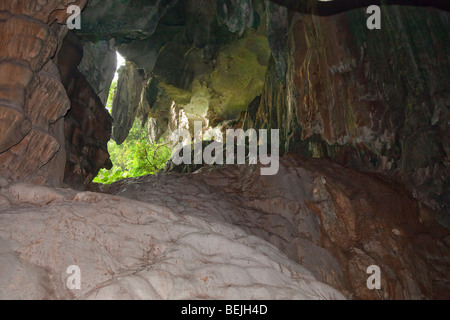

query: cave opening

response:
[106,51,125,112]
[86,1,273,184]
[92,50,174,185]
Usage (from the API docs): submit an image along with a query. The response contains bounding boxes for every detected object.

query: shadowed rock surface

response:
[56,31,113,189]
[0,157,448,299]
[0,171,345,300]
[78,40,117,106]
[91,156,450,299]
[244,5,450,227]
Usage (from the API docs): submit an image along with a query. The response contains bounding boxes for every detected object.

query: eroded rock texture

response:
[244,6,450,227]
[78,40,117,106]
[0,0,448,301]
[0,158,448,299]
[111,62,146,145]
[0,1,113,190]
[78,0,271,144]
[93,156,450,300]
[0,1,87,186]
[56,32,113,189]
[0,178,344,300]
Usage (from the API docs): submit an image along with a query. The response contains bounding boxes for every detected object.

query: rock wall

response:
[0,1,114,189]
[0,0,87,186]
[55,31,113,189]
[0,0,448,301]
[111,61,146,145]
[78,39,117,106]
[244,5,450,227]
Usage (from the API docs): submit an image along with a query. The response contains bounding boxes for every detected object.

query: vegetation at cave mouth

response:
[94,78,172,185]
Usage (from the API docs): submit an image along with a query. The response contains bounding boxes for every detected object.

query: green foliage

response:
[94,79,172,185]
[94,121,172,184]
[106,79,117,111]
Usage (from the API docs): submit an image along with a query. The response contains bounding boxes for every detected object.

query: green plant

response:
[94,78,172,184]
[94,121,172,184]
[106,79,117,111]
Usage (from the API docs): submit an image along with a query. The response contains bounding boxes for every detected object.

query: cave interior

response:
[0,0,449,300]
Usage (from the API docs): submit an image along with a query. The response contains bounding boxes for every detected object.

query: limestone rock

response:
[63,70,113,189]
[148,117,167,144]
[51,31,114,189]
[0,195,10,209]
[0,177,9,188]
[0,105,31,154]
[55,31,84,88]
[2,183,68,206]
[78,0,271,144]
[217,0,259,36]
[244,6,450,227]
[94,156,450,300]
[0,0,87,24]
[0,180,345,300]
[0,58,70,186]
[0,14,57,72]
[265,0,288,85]
[111,62,146,145]
[0,238,57,300]
[0,60,33,106]
[0,1,87,187]
[78,40,117,106]
[0,129,60,182]
[26,61,71,131]
[78,0,178,44]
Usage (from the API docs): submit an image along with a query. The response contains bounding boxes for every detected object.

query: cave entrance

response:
[85,1,272,186]
[93,51,173,185]
[106,51,125,111]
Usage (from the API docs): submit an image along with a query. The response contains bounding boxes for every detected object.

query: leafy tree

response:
[94,78,172,185]
[106,80,117,110]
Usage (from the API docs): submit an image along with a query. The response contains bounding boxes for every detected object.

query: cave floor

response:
[0,155,449,299]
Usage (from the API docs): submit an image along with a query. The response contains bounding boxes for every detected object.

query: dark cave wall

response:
[0,0,113,189]
[0,0,88,186]
[56,32,113,188]
[244,5,450,226]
